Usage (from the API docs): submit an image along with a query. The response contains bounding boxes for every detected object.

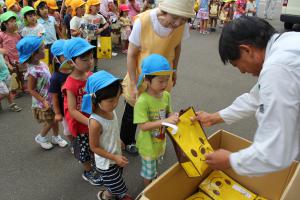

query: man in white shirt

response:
[195,16,300,176]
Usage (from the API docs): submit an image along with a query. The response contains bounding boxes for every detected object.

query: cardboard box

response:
[136,130,300,200]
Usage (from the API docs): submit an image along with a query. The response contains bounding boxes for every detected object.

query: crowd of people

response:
[2,0,298,200]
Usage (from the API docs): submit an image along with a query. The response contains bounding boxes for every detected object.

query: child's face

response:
[163,13,188,29]
[72,52,93,72]
[34,44,46,60]
[5,18,18,32]
[108,2,114,10]
[55,55,65,64]
[146,75,170,94]
[123,11,128,17]
[25,12,37,26]
[39,5,49,18]
[76,5,85,17]
[98,90,121,112]
[10,4,21,12]
[90,4,100,14]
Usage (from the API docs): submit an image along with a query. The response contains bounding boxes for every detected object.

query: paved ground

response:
[0,3,298,200]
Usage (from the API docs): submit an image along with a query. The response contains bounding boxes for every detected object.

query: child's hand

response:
[55,113,63,122]
[165,113,179,125]
[42,100,50,110]
[114,155,129,167]
[0,48,8,55]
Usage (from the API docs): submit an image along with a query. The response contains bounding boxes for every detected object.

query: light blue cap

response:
[81,70,120,114]
[16,36,43,64]
[137,54,173,88]
[50,39,66,57]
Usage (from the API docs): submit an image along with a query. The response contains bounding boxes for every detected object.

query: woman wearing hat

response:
[120,0,194,154]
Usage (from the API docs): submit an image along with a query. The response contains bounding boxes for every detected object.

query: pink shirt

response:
[128,2,140,21]
[0,31,21,63]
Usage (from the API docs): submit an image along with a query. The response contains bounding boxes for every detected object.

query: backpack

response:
[210,4,218,16]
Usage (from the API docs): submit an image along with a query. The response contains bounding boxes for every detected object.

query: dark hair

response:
[219,16,277,64]
[36,1,47,17]
[0,17,16,31]
[144,75,156,82]
[72,49,93,61]
[24,10,36,20]
[92,80,123,105]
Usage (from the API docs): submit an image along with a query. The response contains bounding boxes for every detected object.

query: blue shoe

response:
[82,170,103,186]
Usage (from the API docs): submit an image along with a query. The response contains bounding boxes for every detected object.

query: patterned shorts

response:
[197,9,209,20]
[141,158,158,180]
[73,133,93,163]
[32,108,55,123]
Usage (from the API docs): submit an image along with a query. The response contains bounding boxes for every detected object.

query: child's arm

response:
[67,90,89,125]
[55,24,64,39]
[139,113,179,132]
[89,119,129,167]
[52,93,63,121]
[27,75,50,109]
[70,29,82,37]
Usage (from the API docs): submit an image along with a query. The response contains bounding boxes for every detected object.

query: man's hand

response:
[205,149,231,170]
[191,111,224,127]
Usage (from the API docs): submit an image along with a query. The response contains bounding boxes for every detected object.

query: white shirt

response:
[70,16,87,38]
[129,8,190,47]
[220,32,300,176]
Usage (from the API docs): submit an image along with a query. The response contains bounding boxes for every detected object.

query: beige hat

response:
[159,0,195,18]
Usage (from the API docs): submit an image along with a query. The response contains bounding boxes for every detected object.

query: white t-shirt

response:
[70,16,87,38]
[129,8,190,47]
[21,24,45,37]
[84,14,107,40]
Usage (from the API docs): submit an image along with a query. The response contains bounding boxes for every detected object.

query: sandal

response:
[97,190,112,200]
[9,103,22,112]
[125,144,138,155]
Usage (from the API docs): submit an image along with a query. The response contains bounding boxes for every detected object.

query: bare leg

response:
[41,121,53,137]
[52,121,59,136]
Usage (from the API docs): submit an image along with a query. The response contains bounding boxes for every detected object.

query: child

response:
[246,0,256,17]
[197,0,210,34]
[5,0,23,32]
[49,39,73,150]
[47,0,64,36]
[84,0,109,71]
[134,54,179,186]
[82,71,133,200]
[0,11,24,95]
[233,0,247,19]
[69,0,87,38]
[0,49,22,112]
[16,36,68,149]
[0,0,5,14]
[127,0,140,22]
[21,6,45,37]
[119,4,131,54]
[61,37,102,185]
[62,0,73,38]
[209,0,219,32]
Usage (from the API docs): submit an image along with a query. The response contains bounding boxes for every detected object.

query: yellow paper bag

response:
[199,170,257,200]
[41,48,49,66]
[97,36,112,59]
[186,191,213,200]
[166,107,214,177]
[255,196,268,200]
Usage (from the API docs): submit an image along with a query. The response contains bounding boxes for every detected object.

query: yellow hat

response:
[65,0,73,7]
[5,0,17,9]
[46,0,58,10]
[86,0,100,14]
[70,0,85,16]
[34,0,47,10]
[159,0,195,18]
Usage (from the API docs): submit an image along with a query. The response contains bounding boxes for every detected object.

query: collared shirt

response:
[220,32,300,176]
[38,16,57,45]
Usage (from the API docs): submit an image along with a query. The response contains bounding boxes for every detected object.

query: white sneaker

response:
[112,52,118,56]
[51,135,68,148]
[35,134,53,150]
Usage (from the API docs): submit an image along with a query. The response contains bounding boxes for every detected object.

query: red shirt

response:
[62,73,92,137]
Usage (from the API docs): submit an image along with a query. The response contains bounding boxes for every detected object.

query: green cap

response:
[21,6,35,16]
[0,11,17,23]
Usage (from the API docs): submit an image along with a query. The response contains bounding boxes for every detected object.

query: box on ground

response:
[136,130,300,200]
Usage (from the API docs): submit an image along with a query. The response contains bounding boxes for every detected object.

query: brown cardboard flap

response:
[280,165,300,200]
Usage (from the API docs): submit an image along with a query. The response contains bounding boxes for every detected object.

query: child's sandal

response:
[97,190,112,200]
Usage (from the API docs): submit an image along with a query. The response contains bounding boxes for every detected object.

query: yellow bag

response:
[194,0,199,12]
[186,191,213,200]
[97,36,112,59]
[40,48,54,73]
[165,107,213,177]
[10,73,20,90]
[199,170,257,200]
[255,196,268,200]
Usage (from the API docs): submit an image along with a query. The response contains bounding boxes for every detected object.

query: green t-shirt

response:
[134,91,172,160]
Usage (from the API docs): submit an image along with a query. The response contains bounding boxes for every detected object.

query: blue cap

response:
[137,54,173,88]
[50,39,66,57]
[60,37,95,73]
[81,70,120,114]
[16,36,43,64]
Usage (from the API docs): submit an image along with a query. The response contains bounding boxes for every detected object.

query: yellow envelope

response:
[199,170,257,200]
[97,36,112,59]
[186,191,213,200]
[166,107,213,177]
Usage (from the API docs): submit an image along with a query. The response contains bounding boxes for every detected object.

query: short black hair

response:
[144,75,156,82]
[219,16,277,64]
[92,80,123,105]
[24,10,36,19]
[36,1,47,16]
[72,49,93,61]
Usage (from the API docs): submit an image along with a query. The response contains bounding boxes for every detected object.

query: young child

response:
[49,39,73,150]
[47,0,64,36]
[61,37,102,185]
[246,0,256,17]
[209,0,219,32]
[62,0,73,38]
[127,0,140,22]
[84,0,109,71]
[0,11,24,95]
[233,0,247,19]
[16,36,68,149]
[134,54,179,186]
[5,0,23,32]
[82,71,133,200]
[69,0,87,38]
[0,50,22,112]
[119,4,131,54]
[197,0,210,34]
[21,6,45,37]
